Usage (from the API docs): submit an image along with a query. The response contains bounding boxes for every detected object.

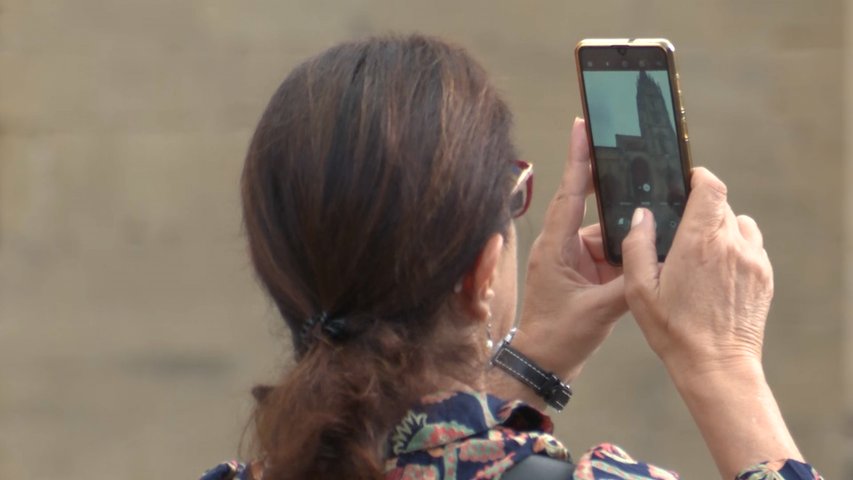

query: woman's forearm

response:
[668,359,803,479]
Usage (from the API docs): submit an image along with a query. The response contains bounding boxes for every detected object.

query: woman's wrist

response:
[664,354,766,396]
[509,328,583,384]
[484,327,581,411]
[664,355,803,479]
[485,365,547,411]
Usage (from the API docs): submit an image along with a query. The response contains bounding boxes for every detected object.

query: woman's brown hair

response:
[242,34,517,479]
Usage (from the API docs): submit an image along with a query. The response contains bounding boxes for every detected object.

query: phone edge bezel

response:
[574,38,693,266]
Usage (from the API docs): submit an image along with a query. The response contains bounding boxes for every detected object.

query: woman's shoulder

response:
[575,443,822,480]
[574,443,679,479]
[197,445,822,480]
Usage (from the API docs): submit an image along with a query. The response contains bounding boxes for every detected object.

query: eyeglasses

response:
[510,160,533,219]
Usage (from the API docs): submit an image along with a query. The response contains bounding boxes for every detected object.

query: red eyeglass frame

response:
[511,160,534,219]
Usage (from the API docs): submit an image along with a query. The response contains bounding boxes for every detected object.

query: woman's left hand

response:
[511,117,627,384]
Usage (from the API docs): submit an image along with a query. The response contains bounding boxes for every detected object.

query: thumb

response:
[622,208,660,302]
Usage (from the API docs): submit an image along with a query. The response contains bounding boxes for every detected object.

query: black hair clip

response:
[300,311,349,347]
[320,315,348,340]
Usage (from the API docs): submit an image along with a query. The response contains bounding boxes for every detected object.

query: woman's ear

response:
[456,233,503,322]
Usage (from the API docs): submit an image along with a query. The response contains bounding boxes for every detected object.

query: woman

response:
[201,35,822,479]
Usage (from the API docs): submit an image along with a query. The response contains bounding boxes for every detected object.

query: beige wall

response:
[845,0,853,474]
[0,1,846,478]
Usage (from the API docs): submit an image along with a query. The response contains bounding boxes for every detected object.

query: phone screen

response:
[578,45,689,263]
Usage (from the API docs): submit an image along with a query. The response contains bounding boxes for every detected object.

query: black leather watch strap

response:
[491,332,572,411]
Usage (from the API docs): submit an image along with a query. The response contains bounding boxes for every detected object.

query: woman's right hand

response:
[621,167,803,479]
[621,167,773,376]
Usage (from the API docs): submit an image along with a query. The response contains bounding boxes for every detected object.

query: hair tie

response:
[300,311,349,348]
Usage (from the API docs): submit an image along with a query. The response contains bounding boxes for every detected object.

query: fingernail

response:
[631,208,644,228]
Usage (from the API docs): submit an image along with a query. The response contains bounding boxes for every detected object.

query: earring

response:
[485,314,494,350]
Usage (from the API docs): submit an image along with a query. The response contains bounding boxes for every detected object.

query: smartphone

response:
[575,38,692,265]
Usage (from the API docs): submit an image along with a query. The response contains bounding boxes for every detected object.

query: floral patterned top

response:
[199,391,822,480]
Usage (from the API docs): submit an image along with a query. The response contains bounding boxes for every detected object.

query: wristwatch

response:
[490,328,573,411]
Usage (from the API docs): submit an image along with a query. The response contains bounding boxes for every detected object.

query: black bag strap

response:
[501,454,575,480]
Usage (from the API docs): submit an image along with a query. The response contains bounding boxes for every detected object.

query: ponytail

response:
[250,321,429,479]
